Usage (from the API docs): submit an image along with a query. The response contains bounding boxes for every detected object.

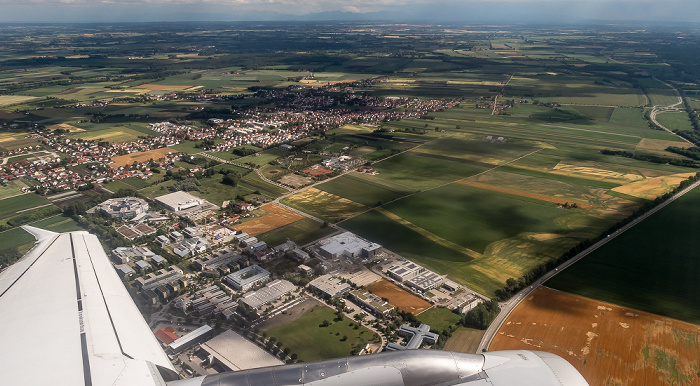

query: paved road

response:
[648,79,694,144]
[477,178,700,352]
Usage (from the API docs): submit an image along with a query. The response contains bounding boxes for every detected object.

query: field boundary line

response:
[374,207,482,259]
[543,124,642,139]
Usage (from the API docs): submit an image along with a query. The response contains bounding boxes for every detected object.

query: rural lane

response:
[477,178,700,353]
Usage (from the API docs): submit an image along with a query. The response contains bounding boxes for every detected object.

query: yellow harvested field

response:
[110,147,176,168]
[491,287,700,386]
[612,172,696,200]
[366,279,431,314]
[46,123,84,133]
[637,138,695,151]
[553,162,643,182]
[283,188,367,223]
[134,84,194,90]
[233,203,305,237]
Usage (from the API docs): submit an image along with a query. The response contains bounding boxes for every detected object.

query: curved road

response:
[477,178,700,352]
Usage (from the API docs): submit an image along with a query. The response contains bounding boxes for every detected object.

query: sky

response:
[1,0,699,24]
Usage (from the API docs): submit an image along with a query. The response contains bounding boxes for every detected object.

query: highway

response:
[477,177,700,352]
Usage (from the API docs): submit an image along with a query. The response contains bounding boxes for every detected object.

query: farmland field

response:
[366,279,431,314]
[281,188,367,223]
[110,147,176,168]
[0,194,51,216]
[71,126,149,143]
[443,327,486,354]
[232,203,304,237]
[266,305,380,362]
[546,184,700,324]
[316,173,413,206]
[491,287,700,386]
[255,218,335,247]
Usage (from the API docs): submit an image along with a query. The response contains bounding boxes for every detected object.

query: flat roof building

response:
[385,324,438,351]
[225,265,270,291]
[308,275,351,299]
[135,265,183,292]
[317,232,381,260]
[193,249,242,272]
[167,325,214,354]
[349,289,394,317]
[111,246,155,265]
[386,260,425,282]
[199,330,283,372]
[155,191,204,212]
[239,279,296,310]
[406,271,444,292]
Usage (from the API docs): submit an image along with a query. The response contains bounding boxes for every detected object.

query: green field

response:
[546,185,700,324]
[256,218,336,247]
[0,215,81,253]
[655,111,694,132]
[266,306,380,362]
[416,307,462,332]
[0,194,51,216]
[372,152,488,190]
[316,173,414,206]
[383,183,570,253]
[236,148,286,167]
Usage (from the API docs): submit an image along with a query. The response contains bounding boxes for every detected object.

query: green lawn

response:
[416,307,462,332]
[266,306,379,362]
[0,194,51,216]
[256,218,335,247]
[0,215,81,253]
[236,148,286,167]
[655,111,694,133]
[546,185,700,324]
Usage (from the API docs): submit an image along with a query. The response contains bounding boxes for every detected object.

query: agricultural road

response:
[477,177,700,353]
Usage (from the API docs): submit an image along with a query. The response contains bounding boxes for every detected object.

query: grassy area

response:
[372,152,488,190]
[236,148,286,167]
[0,194,51,216]
[316,173,413,207]
[0,215,81,253]
[239,172,290,199]
[266,305,379,362]
[443,327,487,354]
[255,218,336,246]
[655,111,694,132]
[416,307,462,332]
[383,183,570,253]
[546,185,700,324]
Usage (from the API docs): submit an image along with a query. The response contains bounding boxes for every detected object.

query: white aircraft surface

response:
[0,227,588,386]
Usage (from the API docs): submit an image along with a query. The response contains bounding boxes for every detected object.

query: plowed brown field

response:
[233,203,304,237]
[366,279,431,314]
[490,287,700,385]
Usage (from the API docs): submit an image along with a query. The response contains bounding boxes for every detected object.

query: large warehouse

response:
[155,191,204,212]
[317,232,381,260]
[200,330,283,372]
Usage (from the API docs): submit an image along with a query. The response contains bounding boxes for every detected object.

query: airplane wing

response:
[0,227,178,385]
[0,227,587,386]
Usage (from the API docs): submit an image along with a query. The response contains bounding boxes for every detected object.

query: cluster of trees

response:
[463,299,501,329]
[600,149,700,168]
[495,172,700,301]
[2,206,62,229]
[168,177,201,192]
[666,146,700,160]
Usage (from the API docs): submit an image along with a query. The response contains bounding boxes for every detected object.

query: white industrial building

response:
[317,232,381,260]
[167,325,214,354]
[94,197,149,219]
[199,330,283,372]
[405,270,444,292]
[225,265,270,291]
[239,279,295,310]
[308,275,351,299]
[155,191,204,212]
[386,260,425,282]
